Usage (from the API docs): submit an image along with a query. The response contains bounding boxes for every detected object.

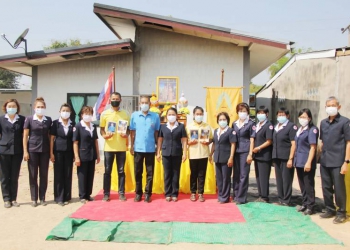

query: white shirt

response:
[5,114,19,124]
[234,117,249,129]
[166,121,179,132]
[58,117,72,135]
[217,126,229,140]
[256,120,267,133]
[296,125,308,137]
[275,120,289,132]
[80,120,94,137]
[33,114,47,122]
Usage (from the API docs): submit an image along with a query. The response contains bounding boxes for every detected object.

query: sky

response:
[0,0,349,88]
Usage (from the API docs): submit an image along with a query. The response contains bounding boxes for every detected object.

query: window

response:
[67,93,98,124]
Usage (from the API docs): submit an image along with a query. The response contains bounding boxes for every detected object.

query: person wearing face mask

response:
[252,106,273,203]
[23,97,52,207]
[0,99,25,208]
[231,103,256,204]
[100,92,130,202]
[293,108,318,215]
[73,106,100,204]
[130,96,160,203]
[156,108,187,202]
[210,112,237,203]
[49,103,74,206]
[319,96,350,224]
[186,106,213,202]
[272,107,297,206]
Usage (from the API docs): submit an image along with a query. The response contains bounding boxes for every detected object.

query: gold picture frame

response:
[156,76,179,104]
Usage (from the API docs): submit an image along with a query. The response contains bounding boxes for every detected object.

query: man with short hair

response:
[319,96,349,224]
[100,92,130,201]
[130,96,160,203]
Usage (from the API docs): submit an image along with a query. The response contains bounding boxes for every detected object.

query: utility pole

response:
[341,24,350,46]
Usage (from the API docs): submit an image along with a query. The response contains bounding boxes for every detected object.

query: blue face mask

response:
[140,104,149,112]
[6,108,17,115]
[277,116,287,124]
[257,114,267,122]
[218,120,228,128]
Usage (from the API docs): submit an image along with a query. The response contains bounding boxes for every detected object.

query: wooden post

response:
[113,65,116,92]
[221,69,224,87]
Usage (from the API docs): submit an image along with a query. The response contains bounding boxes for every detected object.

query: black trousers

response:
[215,162,232,202]
[162,155,182,197]
[233,152,251,203]
[296,167,315,209]
[77,160,95,199]
[320,165,346,215]
[134,152,155,196]
[28,152,50,201]
[53,151,73,202]
[254,160,271,201]
[189,158,208,194]
[104,151,126,195]
[273,159,294,204]
[0,154,23,202]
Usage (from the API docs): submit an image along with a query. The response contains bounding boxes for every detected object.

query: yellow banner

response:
[205,87,242,128]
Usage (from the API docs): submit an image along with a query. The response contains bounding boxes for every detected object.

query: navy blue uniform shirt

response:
[159,122,187,157]
[72,120,98,162]
[232,119,256,153]
[253,120,273,161]
[50,118,74,152]
[272,120,297,160]
[24,115,52,153]
[294,125,319,168]
[0,114,25,154]
[320,113,350,167]
[213,127,237,163]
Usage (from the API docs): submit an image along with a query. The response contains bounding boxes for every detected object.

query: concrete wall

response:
[134,27,245,108]
[36,53,133,117]
[256,56,350,126]
[0,90,32,117]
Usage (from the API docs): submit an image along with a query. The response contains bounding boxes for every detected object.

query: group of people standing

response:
[0,93,347,224]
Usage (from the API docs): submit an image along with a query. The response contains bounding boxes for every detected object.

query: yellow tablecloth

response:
[111,152,216,194]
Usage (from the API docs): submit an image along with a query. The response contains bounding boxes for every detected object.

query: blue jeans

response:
[104,151,126,195]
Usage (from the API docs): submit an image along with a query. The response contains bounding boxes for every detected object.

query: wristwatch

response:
[344,160,350,164]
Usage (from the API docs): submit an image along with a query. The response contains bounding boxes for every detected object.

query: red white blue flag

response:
[93,72,113,121]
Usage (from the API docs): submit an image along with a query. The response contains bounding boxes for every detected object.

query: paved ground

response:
[0,161,349,250]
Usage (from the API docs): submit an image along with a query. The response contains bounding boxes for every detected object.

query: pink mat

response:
[70,190,245,223]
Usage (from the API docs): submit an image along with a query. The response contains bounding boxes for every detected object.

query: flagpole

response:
[221,69,224,87]
[113,65,116,92]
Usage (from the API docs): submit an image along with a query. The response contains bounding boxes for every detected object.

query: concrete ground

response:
[0,161,349,250]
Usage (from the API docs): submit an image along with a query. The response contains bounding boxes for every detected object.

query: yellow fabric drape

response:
[111,152,216,194]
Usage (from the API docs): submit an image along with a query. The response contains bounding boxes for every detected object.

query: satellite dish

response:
[14,28,29,48]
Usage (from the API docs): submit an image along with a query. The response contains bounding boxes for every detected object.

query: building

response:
[256,47,350,125]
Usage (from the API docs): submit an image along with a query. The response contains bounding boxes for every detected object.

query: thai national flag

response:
[93,72,114,121]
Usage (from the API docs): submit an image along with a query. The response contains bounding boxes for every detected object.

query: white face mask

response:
[256,114,267,122]
[140,104,149,112]
[298,118,309,127]
[219,120,227,128]
[167,115,176,123]
[238,112,248,120]
[82,114,92,122]
[325,107,338,116]
[35,108,45,116]
[60,111,70,119]
[195,115,203,123]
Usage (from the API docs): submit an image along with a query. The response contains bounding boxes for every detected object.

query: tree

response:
[0,69,20,89]
[44,38,90,50]
[268,48,312,79]
[250,82,263,94]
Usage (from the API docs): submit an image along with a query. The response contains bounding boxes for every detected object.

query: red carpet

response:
[70,190,245,223]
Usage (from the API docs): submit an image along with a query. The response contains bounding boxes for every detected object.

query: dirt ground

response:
[0,161,349,250]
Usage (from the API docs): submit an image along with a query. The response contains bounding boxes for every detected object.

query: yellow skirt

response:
[111,152,216,194]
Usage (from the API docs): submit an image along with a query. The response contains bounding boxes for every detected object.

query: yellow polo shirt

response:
[100,108,130,152]
[186,121,213,159]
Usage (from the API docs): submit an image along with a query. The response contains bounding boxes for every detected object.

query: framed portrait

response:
[106,121,117,134]
[200,129,210,142]
[117,120,128,134]
[156,77,179,104]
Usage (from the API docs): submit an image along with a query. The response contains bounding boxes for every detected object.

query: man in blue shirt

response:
[130,96,160,203]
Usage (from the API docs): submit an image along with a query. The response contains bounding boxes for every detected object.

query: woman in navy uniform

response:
[294,108,318,215]
[73,106,100,203]
[0,99,25,208]
[252,106,273,202]
[272,107,297,206]
[50,103,74,206]
[232,103,255,204]
[23,97,52,207]
[156,108,187,202]
[210,112,237,203]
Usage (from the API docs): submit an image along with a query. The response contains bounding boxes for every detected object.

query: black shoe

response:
[102,195,110,202]
[31,201,38,207]
[236,202,245,205]
[119,194,127,201]
[134,194,141,202]
[320,210,336,219]
[281,202,291,207]
[57,202,64,207]
[40,200,47,206]
[86,197,94,202]
[297,205,307,212]
[333,215,347,224]
[144,195,151,203]
[303,209,314,215]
